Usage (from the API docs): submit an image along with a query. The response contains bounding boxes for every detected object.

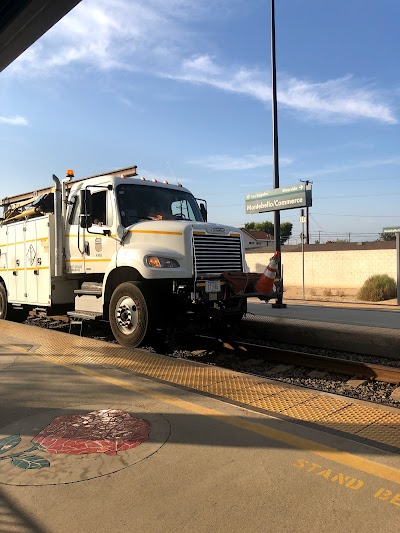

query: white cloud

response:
[8,0,201,75]
[0,115,28,126]
[280,75,396,124]
[173,55,397,124]
[189,154,293,171]
[7,1,396,125]
[291,157,400,180]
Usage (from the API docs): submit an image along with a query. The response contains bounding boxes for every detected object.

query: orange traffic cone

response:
[256,251,280,294]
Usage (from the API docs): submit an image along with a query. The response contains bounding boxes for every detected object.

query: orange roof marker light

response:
[120,168,137,179]
[66,170,74,178]
[140,177,146,181]
[177,183,183,187]
[152,179,158,183]
[163,180,169,184]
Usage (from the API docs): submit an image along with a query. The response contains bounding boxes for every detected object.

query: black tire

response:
[0,284,8,320]
[109,282,149,347]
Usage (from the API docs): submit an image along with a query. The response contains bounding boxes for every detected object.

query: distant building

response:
[240,228,274,250]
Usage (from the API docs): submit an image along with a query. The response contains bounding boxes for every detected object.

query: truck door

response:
[83,189,117,274]
[65,188,117,275]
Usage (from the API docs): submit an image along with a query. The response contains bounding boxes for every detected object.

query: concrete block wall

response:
[245,249,397,289]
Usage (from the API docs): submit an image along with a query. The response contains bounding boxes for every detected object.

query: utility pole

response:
[271,0,280,255]
[270,0,285,308]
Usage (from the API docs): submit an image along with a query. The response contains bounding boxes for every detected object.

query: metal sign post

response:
[270,0,285,308]
[382,227,400,306]
[300,210,306,299]
[397,233,400,307]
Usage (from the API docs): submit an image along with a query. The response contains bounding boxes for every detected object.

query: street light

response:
[271,0,280,252]
[270,0,286,308]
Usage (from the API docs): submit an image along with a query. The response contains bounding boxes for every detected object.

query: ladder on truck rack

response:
[0,165,138,209]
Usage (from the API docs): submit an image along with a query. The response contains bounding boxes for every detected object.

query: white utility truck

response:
[0,165,250,346]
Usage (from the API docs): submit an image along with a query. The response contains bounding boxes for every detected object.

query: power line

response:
[312,212,400,218]
[317,191,400,199]
[318,176,400,183]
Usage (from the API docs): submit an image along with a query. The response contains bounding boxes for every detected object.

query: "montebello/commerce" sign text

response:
[245,183,312,214]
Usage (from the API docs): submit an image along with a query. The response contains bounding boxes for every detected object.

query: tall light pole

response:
[271,0,280,251]
[270,0,285,307]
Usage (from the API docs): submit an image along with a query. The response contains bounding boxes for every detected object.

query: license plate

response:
[205,280,221,293]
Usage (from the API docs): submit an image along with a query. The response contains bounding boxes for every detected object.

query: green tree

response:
[380,232,396,241]
[280,222,293,244]
[244,221,256,230]
[244,221,293,244]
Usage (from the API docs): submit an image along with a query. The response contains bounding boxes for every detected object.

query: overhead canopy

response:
[0,0,81,73]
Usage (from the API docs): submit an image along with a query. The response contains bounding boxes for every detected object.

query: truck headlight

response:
[145,256,180,268]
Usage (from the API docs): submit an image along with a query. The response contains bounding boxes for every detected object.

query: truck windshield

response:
[116,184,204,227]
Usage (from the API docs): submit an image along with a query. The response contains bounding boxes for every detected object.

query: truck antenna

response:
[166,161,179,184]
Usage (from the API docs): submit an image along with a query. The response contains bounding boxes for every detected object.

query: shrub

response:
[357,274,397,301]
[322,288,332,297]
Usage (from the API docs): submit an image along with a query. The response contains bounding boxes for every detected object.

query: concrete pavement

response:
[247,299,400,329]
[1,326,400,532]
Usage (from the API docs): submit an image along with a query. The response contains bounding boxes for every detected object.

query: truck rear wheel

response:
[109,282,149,347]
[0,284,7,320]
[0,284,28,322]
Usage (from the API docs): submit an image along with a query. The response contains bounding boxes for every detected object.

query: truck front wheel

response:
[109,282,149,347]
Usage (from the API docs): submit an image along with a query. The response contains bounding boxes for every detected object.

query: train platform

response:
[0,321,399,533]
[243,299,400,358]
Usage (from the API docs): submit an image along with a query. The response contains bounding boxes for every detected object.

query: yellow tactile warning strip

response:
[1,321,400,451]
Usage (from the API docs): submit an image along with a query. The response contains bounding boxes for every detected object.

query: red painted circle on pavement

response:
[32,409,150,455]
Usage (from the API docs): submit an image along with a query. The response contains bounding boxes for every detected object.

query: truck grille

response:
[193,234,243,275]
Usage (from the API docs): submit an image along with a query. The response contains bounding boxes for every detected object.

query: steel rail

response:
[195,335,400,385]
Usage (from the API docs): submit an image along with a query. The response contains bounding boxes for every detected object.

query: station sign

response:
[383,227,400,233]
[245,183,312,214]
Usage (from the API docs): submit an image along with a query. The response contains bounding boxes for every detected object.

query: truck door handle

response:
[13,271,17,276]
[84,242,90,255]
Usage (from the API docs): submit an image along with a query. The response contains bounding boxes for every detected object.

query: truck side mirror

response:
[200,203,207,222]
[79,214,92,229]
[79,189,93,229]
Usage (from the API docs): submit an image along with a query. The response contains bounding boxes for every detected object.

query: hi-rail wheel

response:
[109,282,149,347]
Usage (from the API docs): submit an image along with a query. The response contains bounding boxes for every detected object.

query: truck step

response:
[81,282,103,292]
[74,289,102,296]
[67,310,102,321]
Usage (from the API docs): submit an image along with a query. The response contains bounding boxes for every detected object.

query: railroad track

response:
[24,314,400,386]
[185,335,400,385]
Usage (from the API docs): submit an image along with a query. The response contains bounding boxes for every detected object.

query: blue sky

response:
[1,0,399,243]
